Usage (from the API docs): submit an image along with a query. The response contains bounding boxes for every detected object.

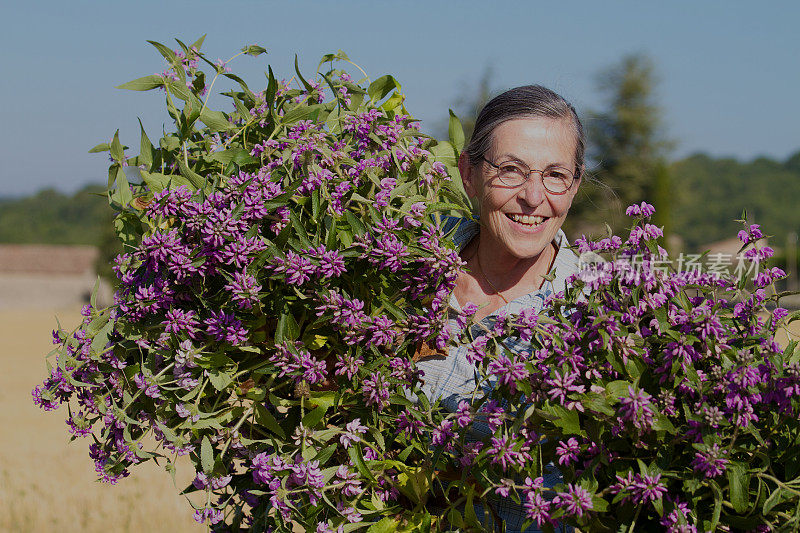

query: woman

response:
[416,85,584,532]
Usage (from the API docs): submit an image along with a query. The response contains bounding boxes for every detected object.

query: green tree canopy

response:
[570,53,671,235]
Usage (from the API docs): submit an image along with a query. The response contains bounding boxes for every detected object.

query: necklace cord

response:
[474,243,510,305]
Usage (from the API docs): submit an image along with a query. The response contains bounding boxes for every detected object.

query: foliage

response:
[0,185,112,245]
[671,151,800,250]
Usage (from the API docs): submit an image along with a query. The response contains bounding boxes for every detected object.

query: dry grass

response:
[0,308,202,533]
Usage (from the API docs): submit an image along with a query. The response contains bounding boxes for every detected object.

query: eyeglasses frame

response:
[481,156,579,195]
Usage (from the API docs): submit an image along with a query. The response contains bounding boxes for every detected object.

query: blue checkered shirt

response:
[416,217,580,533]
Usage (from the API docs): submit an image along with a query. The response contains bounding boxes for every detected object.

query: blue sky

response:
[2,0,798,197]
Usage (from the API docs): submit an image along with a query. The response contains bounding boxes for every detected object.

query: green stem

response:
[758,473,800,497]
[219,405,254,459]
[126,362,175,406]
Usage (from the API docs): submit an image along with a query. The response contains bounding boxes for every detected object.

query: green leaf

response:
[709,480,723,529]
[344,211,366,236]
[542,403,582,435]
[727,462,750,513]
[110,166,133,207]
[208,369,233,391]
[301,405,328,429]
[763,486,786,515]
[281,103,326,124]
[190,34,206,50]
[147,40,177,63]
[366,518,401,533]
[177,159,206,189]
[265,65,278,106]
[167,80,192,102]
[348,445,376,482]
[138,119,154,170]
[651,414,676,434]
[200,436,213,473]
[294,54,314,92]
[116,74,165,91]
[88,143,110,153]
[654,307,670,331]
[199,108,233,132]
[254,402,286,439]
[592,496,609,512]
[605,380,632,402]
[276,311,300,342]
[242,44,267,57]
[465,489,480,527]
[368,75,400,102]
[448,109,465,153]
[110,130,124,162]
[140,171,170,193]
[206,148,255,166]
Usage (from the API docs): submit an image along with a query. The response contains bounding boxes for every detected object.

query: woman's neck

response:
[455,235,557,320]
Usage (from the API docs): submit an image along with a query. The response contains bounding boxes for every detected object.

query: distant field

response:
[0,308,201,532]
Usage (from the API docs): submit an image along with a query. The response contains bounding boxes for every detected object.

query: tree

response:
[569,54,671,236]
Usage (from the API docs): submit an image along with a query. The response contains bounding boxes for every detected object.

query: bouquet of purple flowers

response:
[34,38,800,532]
[427,204,799,532]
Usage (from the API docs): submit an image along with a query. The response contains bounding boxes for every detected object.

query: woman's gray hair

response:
[464,85,585,176]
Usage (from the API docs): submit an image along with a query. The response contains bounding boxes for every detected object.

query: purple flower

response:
[553,483,593,518]
[162,308,200,338]
[224,271,262,309]
[487,352,529,393]
[691,443,728,477]
[617,386,655,431]
[738,223,763,244]
[340,418,368,448]
[204,311,248,345]
[431,419,455,447]
[193,507,223,525]
[456,400,472,428]
[555,437,580,466]
[524,490,552,527]
[403,201,426,228]
[272,251,315,285]
[398,410,424,436]
[335,465,362,496]
[631,473,667,504]
[193,471,209,489]
[362,372,390,409]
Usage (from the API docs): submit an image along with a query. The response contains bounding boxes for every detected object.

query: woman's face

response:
[460,116,580,261]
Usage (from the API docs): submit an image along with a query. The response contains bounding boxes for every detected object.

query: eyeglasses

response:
[482,157,578,194]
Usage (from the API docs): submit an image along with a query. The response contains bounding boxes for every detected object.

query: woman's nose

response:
[517,172,547,206]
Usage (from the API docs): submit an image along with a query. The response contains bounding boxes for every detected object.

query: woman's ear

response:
[574,165,585,188]
[458,152,477,198]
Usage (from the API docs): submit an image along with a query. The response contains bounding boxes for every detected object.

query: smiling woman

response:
[416,85,585,532]
[457,110,583,320]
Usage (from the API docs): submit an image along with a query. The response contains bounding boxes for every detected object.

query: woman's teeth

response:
[508,213,546,227]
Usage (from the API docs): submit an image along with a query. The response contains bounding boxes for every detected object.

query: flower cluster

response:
[397,202,798,531]
[34,41,470,532]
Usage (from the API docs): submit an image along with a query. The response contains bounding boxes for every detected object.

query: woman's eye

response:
[546,170,568,180]
[500,164,523,174]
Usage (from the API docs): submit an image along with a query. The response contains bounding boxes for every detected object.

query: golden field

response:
[0,308,202,532]
[2,305,799,532]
